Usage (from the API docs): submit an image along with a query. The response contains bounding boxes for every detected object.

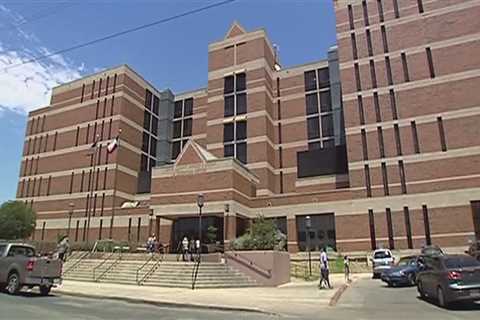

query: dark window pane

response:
[149,157,156,171]
[142,132,149,153]
[319,91,331,112]
[152,96,159,116]
[173,121,182,139]
[236,93,247,115]
[174,101,183,118]
[224,95,235,117]
[304,70,317,91]
[236,73,246,91]
[224,144,234,157]
[150,137,157,157]
[318,68,330,88]
[236,142,247,164]
[172,141,181,160]
[145,89,152,109]
[224,75,234,94]
[140,154,148,171]
[308,141,321,150]
[307,117,320,139]
[143,111,151,131]
[182,139,188,148]
[321,114,334,137]
[306,93,318,115]
[323,139,335,148]
[183,118,192,137]
[184,98,193,116]
[236,121,247,140]
[151,117,158,136]
[223,123,234,142]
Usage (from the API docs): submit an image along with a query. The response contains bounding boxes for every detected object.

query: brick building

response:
[16,0,480,253]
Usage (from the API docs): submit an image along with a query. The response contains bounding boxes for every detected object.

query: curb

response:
[55,290,276,316]
[328,283,349,306]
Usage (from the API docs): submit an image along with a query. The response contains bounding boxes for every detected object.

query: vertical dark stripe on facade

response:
[108,119,113,139]
[471,201,480,239]
[354,63,362,91]
[366,30,373,56]
[385,56,393,85]
[103,168,107,190]
[411,121,420,153]
[75,127,80,146]
[82,220,87,241]
[137,217,142,242]
[95,100,99,119]
[95,167,100,189]
[31,178,36,197]
[377,0,384,22]
[110,96,115,116]
[23,159,28,176]
[386,208,394,249]
[381,162,389,196]
[364,165,372,197]
[53,132,58,151]
[38,177,42,196]
[373,92,381,122]
[100,193,105,216]
[44,134,48,152]
[101,121,105,140]
[348,5,354,30]
[393,124,402,155]
[41,115,46,132]
[401,52,410,82]
[128,218,132,241]
[25,179,30,197]
[41,222,46,241]
[105,76,109,96]
[403,207,413,249]
[362,1,369,26]
[35,157,39,174]
[377,126,385,158]
[80,84,85,103]
[93,122,97,142]
[75,220,79,242]
[80,170,84,192]
[32,137,37,155]
[399,160,407,194]
[103,98,107,117]
[393,0,400,18]
[357,95,365,125]
[19,180,24,198]
[351,33,358,60]
[422,205,432,245]
[417,0,424,14]
[368,209,377,250]
[85,194,90,217]
[381,26,389,53]
[97,146,102,166]
[280,171,284,194]
[389,89,398,120]
[35,117,40,133]
[38,136,43,154]
[99,219,103,240]
[30,118,35,135]
[437,116,447,151]
[93,194,97,216]
[91,80,96,99]
[98,78,102,98]
[369,60,377,88]
[426,47,435,78]
[69,172,74,194]
[361,129,368,160]
[113,74,117,93]
[47,176,51,195]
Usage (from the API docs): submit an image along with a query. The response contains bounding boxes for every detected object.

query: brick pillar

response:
[287,216,298,253]
[224,214,237,246]
[158,218,172,249]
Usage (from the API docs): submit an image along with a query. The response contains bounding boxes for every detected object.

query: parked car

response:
[416,254,480,308]
[466,241,480,261]
[0,242,63,295]
[381,255,420,287]
[371,249,395,278]
[421,245,444,257]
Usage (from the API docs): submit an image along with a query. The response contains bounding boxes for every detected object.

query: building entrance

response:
[171,216,224,253]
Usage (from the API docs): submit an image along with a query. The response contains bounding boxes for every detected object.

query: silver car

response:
[371,249,395,278]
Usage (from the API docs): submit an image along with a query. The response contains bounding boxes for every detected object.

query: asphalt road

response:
[319,278,480,320]
[0,291,278,320]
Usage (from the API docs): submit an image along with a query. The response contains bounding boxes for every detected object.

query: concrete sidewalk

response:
[53,273,370,317]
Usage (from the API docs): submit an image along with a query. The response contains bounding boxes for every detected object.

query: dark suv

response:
[416,254,480,308]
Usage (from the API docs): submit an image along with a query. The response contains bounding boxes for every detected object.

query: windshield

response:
[398,258,414,266]
[374,251,391,259]
[0,245,6,256]
[444,256,480,269]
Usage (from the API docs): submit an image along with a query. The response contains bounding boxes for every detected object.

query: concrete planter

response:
[224,250,290,286]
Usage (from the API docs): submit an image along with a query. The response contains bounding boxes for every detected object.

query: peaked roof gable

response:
[225,21,247,39]
[175,139,217,166]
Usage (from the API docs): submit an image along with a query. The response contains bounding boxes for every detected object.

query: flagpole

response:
[86,134,100,245]
[109,129,122,239]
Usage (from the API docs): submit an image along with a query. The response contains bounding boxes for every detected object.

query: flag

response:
[86,141,97,156]
[107,137,119,153]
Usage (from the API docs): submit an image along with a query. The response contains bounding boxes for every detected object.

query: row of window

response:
[29,115,46,136]
[368,204,430,251]
[171,98,194,160]
[364,160,406,197]
[141,89,161,170]
[223,121,247,164]
[81,74,117,104]
[24,132,58,156]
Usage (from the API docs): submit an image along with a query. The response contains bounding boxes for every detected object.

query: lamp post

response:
[197,194,204,261]
[305,215,312,277]
[67,202,75,238]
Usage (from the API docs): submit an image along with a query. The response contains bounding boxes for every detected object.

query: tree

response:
[231,215,286,251]
[0,201,36,240]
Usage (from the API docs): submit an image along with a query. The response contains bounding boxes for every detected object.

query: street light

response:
[197,194,205,261]
[305,215,312,277]
[67,202,75,238]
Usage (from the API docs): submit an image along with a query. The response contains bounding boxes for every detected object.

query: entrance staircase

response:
[62,252,257,289]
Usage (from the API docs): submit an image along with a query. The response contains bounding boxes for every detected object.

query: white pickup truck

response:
[0,242,63,295]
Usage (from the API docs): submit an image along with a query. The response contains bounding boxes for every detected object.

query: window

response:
[351,33,358,60]
[318,68,329,89]
[183,98,193,116]
[403,206,413,249]
[105,76,109,95]
[377,127,385,158]
[307,117,320,139]
[426,47,435,78]
[236,93,247,115]
[306,93,318,115]
[348,4,354,30]
[150,137,157,157]
[365,165,372,197]
[80,171,84,192]
[368,209,376,250]
[385,56,393,85]
[304,70,317,91]
[53,132,58,151]
[377,0,384,22]
[366,30,373,56]
[112,74,117,93]
[381,162,389,196]
[362,1,369,26]
[417,0,424,14]
[91,80,96,99]
[394,124,402,155]
[411,121,420,153]
[381,26,388,53]
[174,101,183,118]
[46,176,51,196]
[236,73,246,92]
[373,92,381,122]
[321,114,334,137]
[224,75,234,94]
[223,121,247,164]
[152,96,160,116]
[69,172,74,194]
[172,141,181,160]
[319,91,331,112]
[386,208,394,249]
[354,63,362,91]
[401,52,410,82]
[358,95,365,125]
[370,60,377,88]
[183,118,192,137]
[422,205,432,245]
[145,89,153,110]
[361,129,368,160]
[389,89,398,120]
[75,127,80,146]
[437,117,447,151]
[140,154,148,171]
[151,117,158,136]
[143,111,151,131]
[393,0,400,18]
[399,160,407,194]
[80,84,85,103]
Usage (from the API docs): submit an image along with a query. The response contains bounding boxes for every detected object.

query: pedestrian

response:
[319,247,332,289]
[182,236,189,262]
[57,236,70,262]
[189,239,196,262]
[344,255,350,282]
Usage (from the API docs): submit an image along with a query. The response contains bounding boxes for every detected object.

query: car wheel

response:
[437,287,449,308]
[417,281,426,299]
[39,285,51,296]
[6,273,20,295]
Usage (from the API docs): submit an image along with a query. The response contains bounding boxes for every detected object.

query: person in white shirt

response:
[319,247,333,289]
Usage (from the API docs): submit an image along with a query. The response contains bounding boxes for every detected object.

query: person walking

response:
[319,247,332,289]
[57,236,70,262]
[181,236,189,262]
[344,255,351,282]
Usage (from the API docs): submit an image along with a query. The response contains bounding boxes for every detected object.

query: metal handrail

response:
[224,251,272,278]
[138,256,162,285]
[95,251,123,282]
[191,258,201,290]
[92,251,116,280]
[63,251,90,275]
[136,255,156,284]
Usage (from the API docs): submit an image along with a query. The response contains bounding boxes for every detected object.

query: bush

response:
[0,201,36,240]
[231,215,286,251]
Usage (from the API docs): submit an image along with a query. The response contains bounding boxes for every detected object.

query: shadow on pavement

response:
[7,291,59,299]
[416,296,480,311]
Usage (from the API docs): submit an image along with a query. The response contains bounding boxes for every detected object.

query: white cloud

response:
[0,5,86,114]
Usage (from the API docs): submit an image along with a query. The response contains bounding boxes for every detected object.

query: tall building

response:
[16,0,480,252]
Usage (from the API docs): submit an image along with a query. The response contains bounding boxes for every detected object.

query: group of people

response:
[179,236,199,262]
[146,234,162,254]
[317,248,351,290]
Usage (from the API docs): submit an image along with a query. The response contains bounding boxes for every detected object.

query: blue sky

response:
[0,0,337,203]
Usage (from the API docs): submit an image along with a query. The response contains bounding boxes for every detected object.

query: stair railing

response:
[63,251,90,275]
[136,254,156,284]
[191,257,201,290]
[92,251,116,281]
[224,251,272,278]
[95,251,123,282]
[138,255,162,285]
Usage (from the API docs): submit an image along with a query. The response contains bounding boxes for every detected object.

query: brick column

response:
[224,214,237,245]
[287,216,298,253]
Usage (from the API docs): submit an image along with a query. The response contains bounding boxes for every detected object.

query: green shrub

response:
[231,215,286,251]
